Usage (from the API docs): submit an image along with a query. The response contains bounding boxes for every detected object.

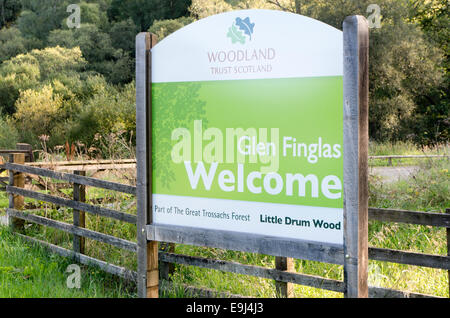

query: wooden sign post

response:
[136,32,159,298]
[343,15,369,298]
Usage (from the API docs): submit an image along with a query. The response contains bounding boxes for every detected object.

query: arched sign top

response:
[152,9,343,83]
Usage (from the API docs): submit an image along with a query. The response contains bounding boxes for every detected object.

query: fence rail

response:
[369,207,450,227]
[4,162,136,195]
[15,233,137,281]
[369,154,449,166]
[7,208,137,252]
[0,154,448,298]
[25,159,137,172]
[7,185,136,224]
[369,155,448,159]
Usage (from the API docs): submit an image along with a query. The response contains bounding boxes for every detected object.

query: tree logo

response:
[227,17,255,44]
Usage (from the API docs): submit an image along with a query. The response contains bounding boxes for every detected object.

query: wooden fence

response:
[1,154,137,281]
[0,144,34,191]
[0,155,449,298]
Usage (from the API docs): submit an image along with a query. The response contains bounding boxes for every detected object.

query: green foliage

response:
[411,0,449,56]
[14,84,62,137]
[108,0,191,31]
[76,1,109,29]
[148,17,194,40]
[0,53,40,115]
[0,0,21,28]
[189,0,233,19]
[0,0,447,150]
[369,21,445,142]
[0,45,135,148]
[17,0,71,40]
[31,46,87,78]
[0,46,87,117]
[0,115,18,148]
[0,27,43,63]
[48,24,133,84]
[108,18,139,54]
[409,0,449,146]
[0,226,135,298]
[369,159,449,211]
[0,27,26,63]
[68,81,136,150]
[48,25,114,65]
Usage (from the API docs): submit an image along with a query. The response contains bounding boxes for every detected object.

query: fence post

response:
[73,170,86,255]
[8,153,25,231]
[136,32,159,298]
[343,15,369,298]
[275,256,294,297]
[16,143,33,162]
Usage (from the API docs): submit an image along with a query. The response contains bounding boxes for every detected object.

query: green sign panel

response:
[151,9,343,244]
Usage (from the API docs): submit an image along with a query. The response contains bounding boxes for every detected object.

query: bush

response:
[67,81,136,157]
[13,85,63,145]
[0,46,87,116]
[0,115,19,149]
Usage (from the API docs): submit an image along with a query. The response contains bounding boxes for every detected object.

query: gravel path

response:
[369,166,420,183]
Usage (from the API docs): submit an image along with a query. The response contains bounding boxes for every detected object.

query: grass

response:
[0,193,7,210]
[0,144,448,298]
[0,226,136,298]
[369,158,449,211]
[366,158,449,297]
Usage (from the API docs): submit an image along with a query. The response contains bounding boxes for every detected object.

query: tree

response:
[0,27,26,63]
[0,115,18,148]
[0,54,40,115]
[0,46,86,115]
[30,46,87,79]
[189,0,232,19]
[16,0,70,40]
[108,0,191,31]
[0,27,43,63]
[148,17,194,40]
[109,18,139,54]
[68,81,137,148]
[48,24,133,84]
[75,1,109,29]
[49,25,114,65]
[0,0,21,28]
[409,0,449,145]
[411,0,449,55]
[14,85,63,139]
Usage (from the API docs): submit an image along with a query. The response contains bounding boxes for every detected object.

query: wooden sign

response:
[136,10,369,298]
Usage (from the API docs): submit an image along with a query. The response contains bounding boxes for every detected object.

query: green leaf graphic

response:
[227,24,246,44]
[152,82,208,190]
